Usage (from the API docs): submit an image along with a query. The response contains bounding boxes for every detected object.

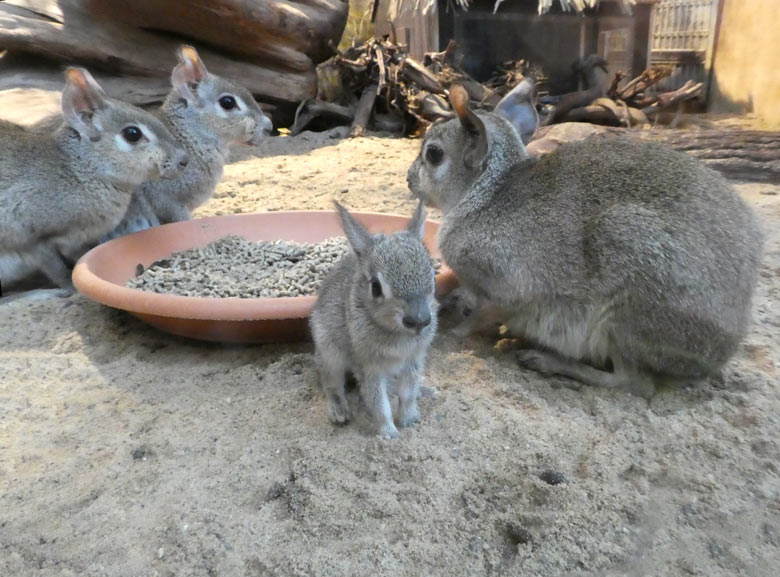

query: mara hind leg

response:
[513,307,716,398]
[588,204,735,384]
[507,299,658,395]
[610,305,734,385]
[516,308,729,397]
[517,307,731,397]
[516,348,657,398]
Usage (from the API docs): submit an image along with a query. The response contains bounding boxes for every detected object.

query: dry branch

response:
[616,66,672,101]
[423,39,458,69]
[400,57,446,95]
[350,84,378,137]
[641,80,703,116]
[546,60,701,128]
[308,37,478,135]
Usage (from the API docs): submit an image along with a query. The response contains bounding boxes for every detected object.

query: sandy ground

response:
[1,95,779,576]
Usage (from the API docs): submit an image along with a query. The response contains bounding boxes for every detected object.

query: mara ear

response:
[61,67,107,142]
[494,77,539,145]
[335,201,373,259]
[407,200,426,240]
[449,84,489,170]
[171,45,209,106]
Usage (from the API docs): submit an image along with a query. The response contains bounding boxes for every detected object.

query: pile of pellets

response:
[127,235,350,298]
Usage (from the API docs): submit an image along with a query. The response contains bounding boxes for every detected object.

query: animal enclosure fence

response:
[650,0,720,94]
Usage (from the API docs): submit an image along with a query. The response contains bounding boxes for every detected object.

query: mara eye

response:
[121,126,143,143]
[425,145,443,166]
[219,95,237,110]
[370,278,383,298]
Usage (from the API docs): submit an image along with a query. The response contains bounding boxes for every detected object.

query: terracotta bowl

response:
[72,211,458,344]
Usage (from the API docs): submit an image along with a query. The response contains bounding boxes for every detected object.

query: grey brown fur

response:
[309,202,438,439]
[0,68,185,290]
[108,46,273,238]
[407,84,763,395]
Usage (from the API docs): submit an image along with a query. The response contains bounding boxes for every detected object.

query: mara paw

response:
[326,396,351,425]
[516,349,556,375]
[127,217,153,234]
[398,405,421,428]
[378,424,400,440]
[451,320,475,338]
[418,385,437,399]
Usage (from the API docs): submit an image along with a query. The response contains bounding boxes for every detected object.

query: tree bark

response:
[0,0,348,104]
[86,0,347,65]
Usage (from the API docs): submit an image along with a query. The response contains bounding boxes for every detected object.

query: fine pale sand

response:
[1,96,778,576]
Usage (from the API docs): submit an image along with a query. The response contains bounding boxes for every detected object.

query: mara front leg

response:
[34,242,75,292]
[157,202,191,226]
[121,193,160,235]
[316,351,351,426]
[361,370,399,440]
[396,357,425,428]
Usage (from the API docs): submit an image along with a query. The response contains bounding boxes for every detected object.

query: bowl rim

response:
[72,210,453,322]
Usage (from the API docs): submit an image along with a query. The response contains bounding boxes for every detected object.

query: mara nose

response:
[402,314,431,332]
[260,115,273,135]
[406,165,418,186]
[177,151,190,168]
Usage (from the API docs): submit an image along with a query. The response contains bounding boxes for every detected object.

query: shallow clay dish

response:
[73,211,458,343]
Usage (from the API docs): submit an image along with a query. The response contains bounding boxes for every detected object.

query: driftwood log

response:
[0,0,349,104]
[531,123,780,184]
[562,98,649,127]
[640,129,780,183]
[291,99,354,136]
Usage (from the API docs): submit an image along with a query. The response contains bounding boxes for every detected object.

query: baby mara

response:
[408,83,763,398]
[0,68,187,291]
[110,45,273,238]
[310,202,438,439]
[2,45,273,292]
